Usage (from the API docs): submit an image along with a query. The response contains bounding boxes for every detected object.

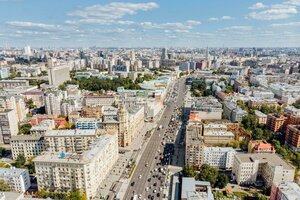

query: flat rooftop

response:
[236,153,294,170]
[45,129,97,137]
[0,168,28,177]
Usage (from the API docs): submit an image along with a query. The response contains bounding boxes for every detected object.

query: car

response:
[159,187,163,191]
[148,178,151,182]
[153,183,157,186]
[153,190,157,193]
[139,175,142,179]
[145,187,149,191]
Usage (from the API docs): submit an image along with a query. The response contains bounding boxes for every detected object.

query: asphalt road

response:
[124,78,186,200]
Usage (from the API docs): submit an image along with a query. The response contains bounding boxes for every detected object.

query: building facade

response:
[0,168,31,192]
[0,109,19,144]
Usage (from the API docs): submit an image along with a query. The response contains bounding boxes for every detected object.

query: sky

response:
[0,0,300,48]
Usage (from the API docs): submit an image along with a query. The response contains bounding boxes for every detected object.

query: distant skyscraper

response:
[130,50,136,62]
[161,48,168,60]
[205,46,210,60]
[24,46,31,56]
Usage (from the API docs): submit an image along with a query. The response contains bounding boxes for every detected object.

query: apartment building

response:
[190,97,223,120]
[203,147,236,169]
[10,134,45,160]
[75,118,100,130]
[202,123,234,144]
[284,106,300,116]
[0,168,31,192]
[266,114,287,133]
[0,109,19,144]
[285,125,300,153]
[185,123,204,167]
[224,101,247,122]
[83,94,116,107]
[254,110,267,125]
[0,80,29,89]
[233,153,295,187]
[270,182,300,200]
[44,129,98,154]
[33,133,118,200]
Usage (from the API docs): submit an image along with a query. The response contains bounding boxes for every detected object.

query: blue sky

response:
[0,0,300,47]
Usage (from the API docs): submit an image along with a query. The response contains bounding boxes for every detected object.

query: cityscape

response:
[0,1,300,200]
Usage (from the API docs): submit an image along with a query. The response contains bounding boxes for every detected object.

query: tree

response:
[196,164,218,186]
[18,123,32,135]
[0,147,5,157]
[224,86,233,94]
[252,128,264,140]
[14,154,26,168]
[182,164,196,177]
[26,99,37,109]
[215,173,229,189]
[68,190,87,200]
[0,179,10,191]
[25,158,35,174]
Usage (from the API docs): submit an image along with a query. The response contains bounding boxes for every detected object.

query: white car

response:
[139,175,142,179]
[153,190,157,193]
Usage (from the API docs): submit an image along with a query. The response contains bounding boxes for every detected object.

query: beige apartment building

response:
[33,133,118,200]
[202,123,234,144]
[232,153,295,187]
[44,129,98,154]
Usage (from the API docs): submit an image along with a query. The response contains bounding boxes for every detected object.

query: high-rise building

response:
[44,92,62,117]
[0,109,19,144]
[161,48,168,60]
[24,46,31,56]
[47,58,70,86]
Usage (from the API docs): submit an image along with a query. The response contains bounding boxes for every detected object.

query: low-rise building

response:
[83,94,116,107]
[270,182,300,200]
[181,177,214,200]
[190,97,223,120]
[10,134,45,160]
[223,101,247,122]
[284,106,300,116]
[233,153,295,187]
[203,147,236,169]
[33,133,118,200]
[0,168,31,192]
[248,140,275,153]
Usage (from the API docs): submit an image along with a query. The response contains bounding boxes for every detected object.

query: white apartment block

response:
[33,133,118,200]
[44,129,98,154]
[10,134,45,160]
[0,109,19,144]
[233,153,295,187]
[44,92,62,117]
[83,94,116,107]
[203,147,236,169]
[47,61,70,86]
[0,168,31,192]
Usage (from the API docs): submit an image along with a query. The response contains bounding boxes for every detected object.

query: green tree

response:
[0,179,10,191]
[224,86,233,94]
[215,173,229,189]
[196,164,218,186]
[26,99,37,109]
[182,164,196,177]
[25,158,36,174]
[14,154,26,168]
[18,123,32,135]
[0,147,5,157]
[68,190,87,200]
[252,128,264,140]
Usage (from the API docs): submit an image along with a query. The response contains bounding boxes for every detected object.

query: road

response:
[124,78,186,200]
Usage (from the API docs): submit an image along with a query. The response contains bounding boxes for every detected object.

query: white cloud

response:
[140,20,201,32]
[208,17,219,21]
[221,16,235,20]
[270,21,300,27]
[67,2,158,19]
[249,2,267,9]
[284,0,300,6]
[208,16,234,21]
[222,26,253,31]
[248,4,297,20]
[65,19,135,25]
[6,21,62,30]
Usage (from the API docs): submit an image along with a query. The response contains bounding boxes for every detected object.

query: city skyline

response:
[0,0,300,47]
